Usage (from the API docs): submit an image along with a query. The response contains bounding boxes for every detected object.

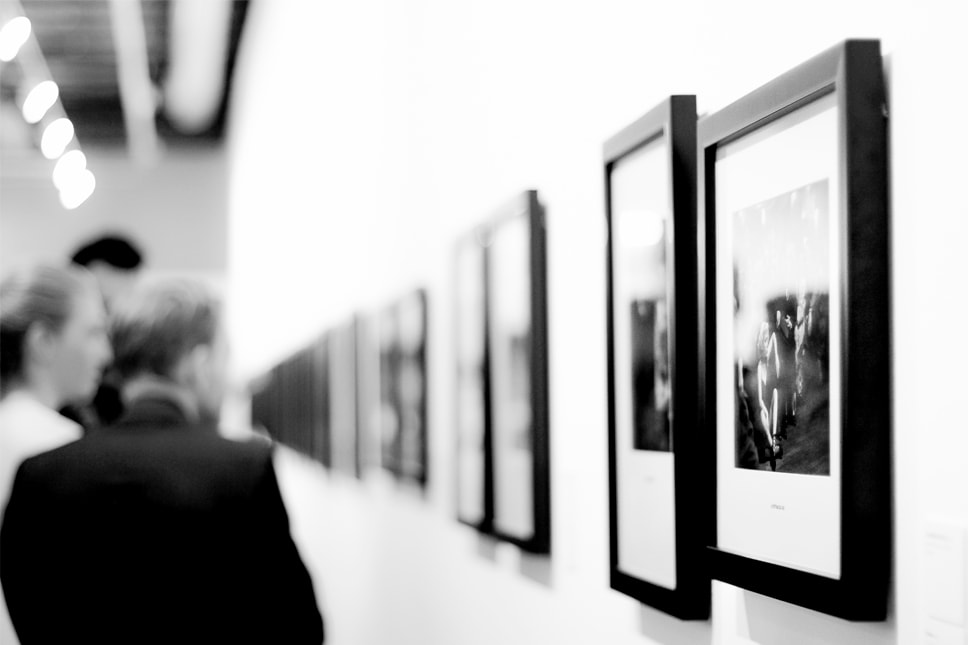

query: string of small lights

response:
[0,2,96,210]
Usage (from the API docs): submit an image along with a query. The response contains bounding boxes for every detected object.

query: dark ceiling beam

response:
[5,0,250,151]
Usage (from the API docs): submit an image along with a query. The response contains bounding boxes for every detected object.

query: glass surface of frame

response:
[487,190,550,554]
[329,320,360,478]
[379,290,429,485]
[716,94,841,577]
[313,336,332,468]
[605,96,709,619]
[397,289,429,485]
[455,232,492,529]
[490,214,534,538]
[355,314,383,475]
[378,305,402,475]
[612,134,676,589]
[701,40,889,620]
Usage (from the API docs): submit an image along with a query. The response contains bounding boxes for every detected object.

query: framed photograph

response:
[328,320,359,477]
[355,313,383,475]
[700,40,889,620]
[454,228,493,531]
[486,190,550,554]
[378,303,402,474]
[249,370,274,438]
[311,335,332,468]
[378,289,429,486]
[604,96,709,619]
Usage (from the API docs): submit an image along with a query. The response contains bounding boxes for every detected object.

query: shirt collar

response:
[121,375,201,424]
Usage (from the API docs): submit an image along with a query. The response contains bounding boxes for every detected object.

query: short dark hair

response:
[71,235,143,270]
[110,279,220,381]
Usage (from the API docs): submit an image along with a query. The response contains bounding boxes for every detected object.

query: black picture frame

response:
[484,190,550,554]
[329,319,361,478]
[378,289,430,487]
[699,40,890,620]
[454,228,494,532]
[312,334,332,469]
[355,313,382,475]
[604,96,709,619]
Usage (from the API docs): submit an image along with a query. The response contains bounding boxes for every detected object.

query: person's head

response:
[0,264,112,408]
[70,235,144,311]
[110,278,227,423]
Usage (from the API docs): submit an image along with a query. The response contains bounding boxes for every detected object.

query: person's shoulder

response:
[10,435,87,492]
[178,433,280,500]
[185,430,276,475]
[193,428,273,456]
[0,392,82,444]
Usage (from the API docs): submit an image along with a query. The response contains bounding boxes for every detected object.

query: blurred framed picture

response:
[455,229,493,531]
[701,40,889,620]
[378,304,402,475]
[251,343,329,466]
[379,289,429,486]
[354,313,382,476]
[604,96,709,619]
[312,335,332,468]
[248,370,273,439]
[328,319,360,478]
[486,190,550,554]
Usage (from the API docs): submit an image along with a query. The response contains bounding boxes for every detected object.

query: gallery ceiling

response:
[0,0,250,159]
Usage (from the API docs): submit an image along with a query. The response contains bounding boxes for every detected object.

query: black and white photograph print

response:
[630,298,671,452]
[396,289,428,484]
[378,305,402,474]
[377,290,429,484]
[732,179,830,475]
[505,331,533,452]
[609,137,674,456]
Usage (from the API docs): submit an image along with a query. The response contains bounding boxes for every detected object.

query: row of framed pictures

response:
[250,191,553,559]
[251,36,889,624]
[603,39,890,621]
[250,289,430,486]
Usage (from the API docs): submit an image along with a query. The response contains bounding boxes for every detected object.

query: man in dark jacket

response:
[1,278,325,644]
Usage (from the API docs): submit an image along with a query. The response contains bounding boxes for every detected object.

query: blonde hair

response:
[0,264,95,391]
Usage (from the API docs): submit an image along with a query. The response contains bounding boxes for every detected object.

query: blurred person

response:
[0,263,112,645]
[1,277,324,644]
[61,233,145,430]
[69,234,144,311]
[0,264,111,507]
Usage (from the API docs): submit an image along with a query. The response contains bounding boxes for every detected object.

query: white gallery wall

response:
[227,0,968,643]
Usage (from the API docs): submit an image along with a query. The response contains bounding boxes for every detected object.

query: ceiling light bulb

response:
[0,16,31,62]
[40,118,74,159]
[52,149,87,191]
[22,80,59,124]
[59,169,96,210]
